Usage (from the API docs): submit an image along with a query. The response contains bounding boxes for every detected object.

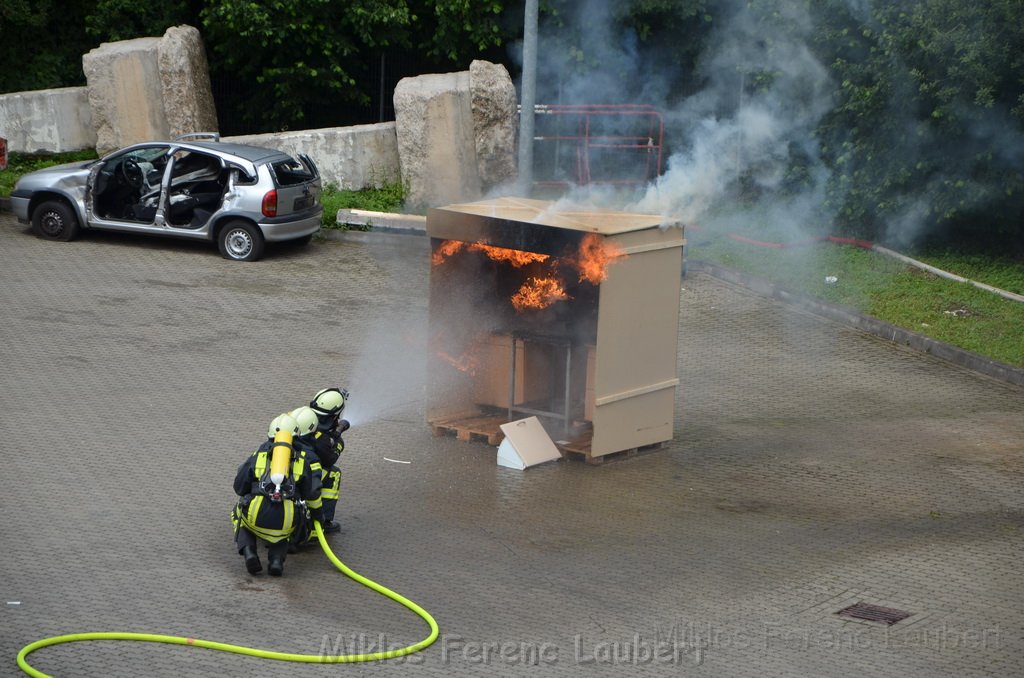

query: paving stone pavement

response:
[1,213,1022,677]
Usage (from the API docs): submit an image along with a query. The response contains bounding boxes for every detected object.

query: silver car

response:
[10,133,322,261]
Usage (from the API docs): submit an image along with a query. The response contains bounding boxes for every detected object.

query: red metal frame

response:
[527,104,664,189]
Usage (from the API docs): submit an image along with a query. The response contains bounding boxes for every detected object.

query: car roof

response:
[178,141,292,164]
[115,140,292,165]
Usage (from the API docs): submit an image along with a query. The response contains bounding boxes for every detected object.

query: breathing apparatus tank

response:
[263,413,298,500]
[270,426,292,488]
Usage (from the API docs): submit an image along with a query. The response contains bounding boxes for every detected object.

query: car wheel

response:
[32,200,81,242]
[218,220,265,262]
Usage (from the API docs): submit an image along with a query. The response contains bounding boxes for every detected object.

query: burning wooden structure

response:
[426,197,684,461]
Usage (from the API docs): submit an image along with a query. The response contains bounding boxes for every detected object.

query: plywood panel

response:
[594,244,682,397]
[428,197,679,237]
[473,335,524,407]
[590,388,675,456]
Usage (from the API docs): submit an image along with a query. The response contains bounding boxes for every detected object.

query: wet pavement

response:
[2,213,1022,677]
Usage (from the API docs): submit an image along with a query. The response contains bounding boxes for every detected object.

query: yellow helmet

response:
[310,387,346,416]
[267,413,299,439]
[290,406,319,437]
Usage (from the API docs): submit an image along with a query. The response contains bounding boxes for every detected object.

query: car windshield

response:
[121,146,168,163]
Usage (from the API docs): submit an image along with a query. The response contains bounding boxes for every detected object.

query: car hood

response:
[26,160,96,176]
[15,160,95,191]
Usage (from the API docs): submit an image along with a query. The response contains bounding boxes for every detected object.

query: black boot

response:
[267,554,285,577]
[242,546,262,575]
[322,520,341,534]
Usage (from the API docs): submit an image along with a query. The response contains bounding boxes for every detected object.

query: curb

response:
[689,260,1024,387]
[336,208,426,236]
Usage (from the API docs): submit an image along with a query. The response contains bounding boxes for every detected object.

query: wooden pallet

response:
[429,412,506,446]
[557,435,665,465]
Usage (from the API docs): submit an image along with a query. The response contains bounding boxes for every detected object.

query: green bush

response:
[319,183,406,230]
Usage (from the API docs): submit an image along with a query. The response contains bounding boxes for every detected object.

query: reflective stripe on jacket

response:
[237,495,297,543]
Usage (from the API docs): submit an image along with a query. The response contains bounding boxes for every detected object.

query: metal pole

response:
[563,343,572,437]
[508,335,518,421]
[518,0,539,195]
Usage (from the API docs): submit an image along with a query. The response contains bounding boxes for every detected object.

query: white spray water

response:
[341,310,429,429]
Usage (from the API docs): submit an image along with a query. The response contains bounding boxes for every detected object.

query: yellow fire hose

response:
[17,522,439,676]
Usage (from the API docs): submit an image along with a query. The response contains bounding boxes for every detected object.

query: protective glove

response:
[335,419,351,435]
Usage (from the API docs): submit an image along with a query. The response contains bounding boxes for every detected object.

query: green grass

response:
[0,150,98,197]
[913,250,1024,296]
[319,182,406,230]
[690,232,1024,367]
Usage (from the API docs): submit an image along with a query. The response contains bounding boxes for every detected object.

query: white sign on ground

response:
[496,416,562,470]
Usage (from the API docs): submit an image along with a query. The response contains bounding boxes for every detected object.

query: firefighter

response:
[232,413,323,576]
[308,387,351,531]
[290,404,343,534]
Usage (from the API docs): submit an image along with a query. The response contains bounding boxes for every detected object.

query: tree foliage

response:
[0,0,92,91]
[84,0,202,42]
[526,0,713,105]
[812,0,1024,249]
[0,0,199,93]
[417,0,507,61]
[199,0,510,131]
[199,0,402,131]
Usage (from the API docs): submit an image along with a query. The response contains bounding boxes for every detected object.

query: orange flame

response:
[432,240,466,265]
[437,349,480,375]
[471,243,549,267]
[431,236,622,313]
[574,233,625,285]
[511,276,571,311]
[431,240,549,267]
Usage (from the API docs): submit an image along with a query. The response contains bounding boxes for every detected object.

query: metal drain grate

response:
[836,602,912,625]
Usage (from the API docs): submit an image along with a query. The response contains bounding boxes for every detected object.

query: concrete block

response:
[0,87,96,153]
[394,70,481,209]
[157,25,219,139]
[83,25,217,155]
[83,36,168,155]
[224,123,401,191]
[470,60,518,192]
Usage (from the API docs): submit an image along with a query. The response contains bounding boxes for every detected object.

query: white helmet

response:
[290,406,319,437]
[267,413,299,439]
[310,387,346,416]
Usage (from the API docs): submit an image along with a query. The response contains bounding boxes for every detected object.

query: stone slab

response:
[394,70,481,209]
[0,87,96,153]
[226,123,400,191]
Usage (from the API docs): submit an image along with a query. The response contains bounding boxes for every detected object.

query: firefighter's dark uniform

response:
[312,423,345,524]
[232,439,323,571]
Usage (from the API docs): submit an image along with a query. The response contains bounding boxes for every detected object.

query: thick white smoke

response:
[635,3,834,235]
[529,0,837,240]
